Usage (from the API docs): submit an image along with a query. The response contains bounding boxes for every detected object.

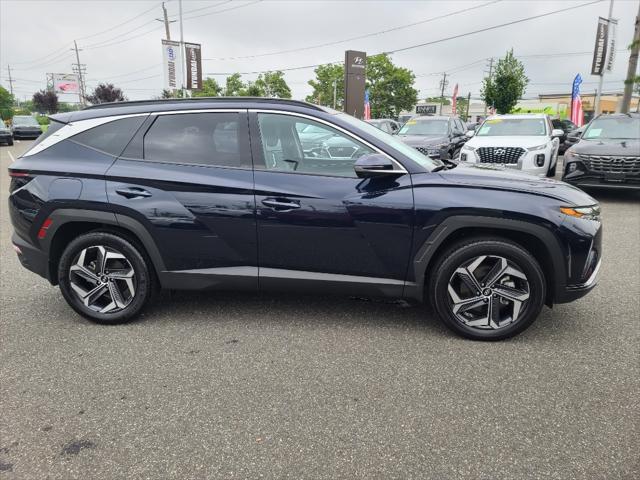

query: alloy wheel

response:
[68,245,136,313]
[447,255,530,330]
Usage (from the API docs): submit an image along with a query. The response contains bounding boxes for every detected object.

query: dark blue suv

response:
[9,98,602,340]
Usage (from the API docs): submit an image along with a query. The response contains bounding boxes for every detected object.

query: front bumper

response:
[12,128,42,139]
[563,171,640,189]
[0,133,12,143]
[461,148,555,177]
[555,258,601,303]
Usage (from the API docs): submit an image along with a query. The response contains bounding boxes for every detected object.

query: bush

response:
[36,115,50,125]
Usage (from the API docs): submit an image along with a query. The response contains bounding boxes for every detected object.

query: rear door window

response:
[143,112,249,168]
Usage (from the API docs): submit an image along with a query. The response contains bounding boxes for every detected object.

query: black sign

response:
[591,17,609,76]
[416,105,437,115]
[344,50,366,119]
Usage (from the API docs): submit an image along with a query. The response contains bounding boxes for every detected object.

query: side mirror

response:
[354,154,400,178]
[551,128,564,138]
[465,130,475,138]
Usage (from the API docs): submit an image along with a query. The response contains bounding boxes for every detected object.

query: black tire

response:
[58,232,154,324]
[547,158,557,177]
[428,237,546,341]
[452,147,461,160]
[8,139,13,146]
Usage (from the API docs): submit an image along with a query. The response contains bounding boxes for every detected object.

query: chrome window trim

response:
[154,109,246,115]
[249,109,408,174]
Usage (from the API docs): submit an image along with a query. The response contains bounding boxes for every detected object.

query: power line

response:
[383,0,602,55]
[204,1,603,76]
[181,0,263,21]
[203,0,500,61]
[76,2,162,42]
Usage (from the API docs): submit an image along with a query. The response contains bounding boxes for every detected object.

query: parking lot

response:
[0,140,638,479]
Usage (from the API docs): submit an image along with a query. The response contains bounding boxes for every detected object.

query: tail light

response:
[37,218,53,240]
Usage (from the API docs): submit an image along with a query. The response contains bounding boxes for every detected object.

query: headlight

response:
[564,149,576,160]
[527,143,548,151]
[462,144,476,152]
[560,205,601,220]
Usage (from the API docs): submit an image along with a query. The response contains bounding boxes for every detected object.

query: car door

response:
[250,111,414,297]
[105,110,258,290]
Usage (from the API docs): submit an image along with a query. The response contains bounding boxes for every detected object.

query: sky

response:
[0,0,638,103]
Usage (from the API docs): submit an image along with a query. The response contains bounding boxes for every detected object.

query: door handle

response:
[261,198,301,211]
[115,187,152,199]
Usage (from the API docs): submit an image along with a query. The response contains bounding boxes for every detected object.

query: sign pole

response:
[594,0,615,115]
[178,0,186,98]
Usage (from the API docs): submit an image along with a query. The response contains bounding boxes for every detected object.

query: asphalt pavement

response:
[1,141,638,479]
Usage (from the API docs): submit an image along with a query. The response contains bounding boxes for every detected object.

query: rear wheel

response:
[429,237,546,341]
[58,232,153,324]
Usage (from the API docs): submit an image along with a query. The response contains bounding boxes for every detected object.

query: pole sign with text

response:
[591,17,617,75]
[185,42,202,90]
[162,39,183,90]
[344,50,366,119]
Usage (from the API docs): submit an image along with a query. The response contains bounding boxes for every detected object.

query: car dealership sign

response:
[591,17,617,75]
[162,39,183,90]
[53,73,79,94]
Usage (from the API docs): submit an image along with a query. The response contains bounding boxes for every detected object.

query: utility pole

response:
[178,0,186,97]
[621,2,640,113]
[439,72,448,115]
[465,91,471,121]
[483,57,494,116]
[595,0,615,115]
[156,2,176,40]
[72,40,86,106]
[6,65,14,97]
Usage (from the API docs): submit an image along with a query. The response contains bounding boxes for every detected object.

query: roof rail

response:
[83,97,325,111]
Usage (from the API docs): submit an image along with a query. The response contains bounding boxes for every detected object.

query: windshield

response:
[476,118,547,136]
[13,116,40,126]
[398,119,448,136]
[583,116,640,140]
[335,112,442,171]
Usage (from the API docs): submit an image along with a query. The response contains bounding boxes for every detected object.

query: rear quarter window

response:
[69,116,147,157]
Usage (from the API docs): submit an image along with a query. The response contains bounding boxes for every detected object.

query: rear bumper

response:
[11,232,53,283]
[12,129,41,139]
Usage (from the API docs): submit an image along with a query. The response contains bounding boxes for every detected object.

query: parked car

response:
[395,115,467,159]
[0,124,13,145]
[10,115,43,139]
[563,125,586,151]
[8,98,601,341]
[366,118,400,134]
[460,114,563,177]
[552,118,578,154]
[562,113,640,189]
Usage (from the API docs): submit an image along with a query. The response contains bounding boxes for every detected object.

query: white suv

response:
[459,114,563,177]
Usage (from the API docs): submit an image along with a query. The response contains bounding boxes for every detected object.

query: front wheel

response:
[58,232,154,324]
[429,238,546,341]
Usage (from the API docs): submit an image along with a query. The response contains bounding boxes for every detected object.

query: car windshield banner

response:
[185,42,202,90]
[162,39,183,90]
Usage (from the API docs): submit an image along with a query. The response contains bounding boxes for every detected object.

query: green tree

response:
[224,73,246,96]
[306,64,344,107]
[455,96,469,119]
[32,90,59,114]
[244,81,264,96]
[366,54,418,118]
[254,71,291,98]
[0,85,14,121]
[192,77,223,97]
[85,83,126,104]
[481,50,528,114]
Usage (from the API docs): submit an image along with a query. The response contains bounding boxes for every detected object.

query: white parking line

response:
[8,151,15,163]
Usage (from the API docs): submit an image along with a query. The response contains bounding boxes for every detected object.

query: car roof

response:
[412,115,452,121]
[487,114,548,120]
[595,112,640,119]
[50,97,328,123]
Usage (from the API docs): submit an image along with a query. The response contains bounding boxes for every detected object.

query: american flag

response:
[570,74,584,127]
[364,89,371,120]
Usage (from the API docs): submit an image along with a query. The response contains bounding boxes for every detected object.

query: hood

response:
[396,134,449,147]
[570,138,640,156]
[432,162,597,205]
[466,135,549,148]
